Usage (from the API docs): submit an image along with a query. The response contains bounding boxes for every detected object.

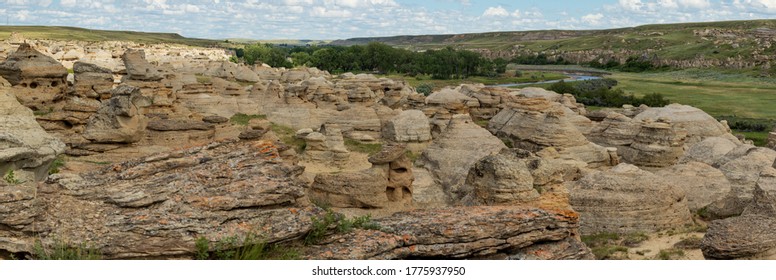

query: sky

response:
[0,0,775,40]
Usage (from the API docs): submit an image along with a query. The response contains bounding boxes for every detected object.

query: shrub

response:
[48,155,66,175]
[3,170,21,185]
[195,233,298,260]
[230,113,267,126]
[415,83,434,96]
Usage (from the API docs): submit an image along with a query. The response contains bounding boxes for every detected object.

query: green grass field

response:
[612,69,776,120]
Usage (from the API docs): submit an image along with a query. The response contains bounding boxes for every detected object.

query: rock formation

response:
[488,98,610,166]
[655,161,731,211]
[632,104,734,144]
[701,170,776,259]
[619,118,687,168]
[302,123,350,167]
[569,163,693,234]
[305,206,593,260]
[309,144,413,209]
[0,78,66,182]
[0,43,68,110]
[82,85,148,144]
[417,114,506,205]
[382,110,432,143]
[0,139,323,259]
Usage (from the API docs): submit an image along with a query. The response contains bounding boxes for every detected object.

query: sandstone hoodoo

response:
[0,43,68,110]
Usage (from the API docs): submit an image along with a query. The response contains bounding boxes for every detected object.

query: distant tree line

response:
[234,42,508,79]
[547,79,670,108]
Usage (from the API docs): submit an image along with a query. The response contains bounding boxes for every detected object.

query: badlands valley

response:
[1,27,776,260]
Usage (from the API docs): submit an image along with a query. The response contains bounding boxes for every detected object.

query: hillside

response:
[0,26,224,47]
[332,20,776,69]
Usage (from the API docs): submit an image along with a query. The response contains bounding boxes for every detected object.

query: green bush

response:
[415,83,434,96]
[48,155,66,175]
[230,113,267,126]
[3,170,21,185]
[195,234,298,260]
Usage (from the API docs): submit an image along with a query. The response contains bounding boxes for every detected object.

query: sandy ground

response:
[626,231,705,260]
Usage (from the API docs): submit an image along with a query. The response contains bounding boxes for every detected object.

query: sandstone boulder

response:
[619,119,687,168]
[655,162,731,211]
[73,61,114,99]
[122,49,163,81]
[0,43,68,109]
[569,163,693,234]
[382,110,432,143]
[418,114,506,205]
[679,136,738,166]
[633,104,733,144]
[463,149,539,205]
[0,82,66,181]
[82,85,148,143]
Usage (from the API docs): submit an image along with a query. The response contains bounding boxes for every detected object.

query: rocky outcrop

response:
[655,162,731,211]
[0,140,322,259]
[73,61,114,100]
[82,85,148,143]
[705,147,776,218]
[619,119,687,168]
[122,49,163,81]
[382,110,432,143]
[569,163,693,234]
[309,144,413,209]
[633,104,734,144]
[489,98,609,166]
[202,61,259,83]
[417,114,506,205]
[302,124,350,167]
[0,43,68,109]
[464,149,540,205]
[768,131,776,150]
[679,137,738,166]
[701,171,776,259]
[305,206,593,260]
[0,80,67,182]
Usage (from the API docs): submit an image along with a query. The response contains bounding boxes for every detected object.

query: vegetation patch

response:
[344,139,382,155]
[48,155,66,175]
[32,240,101,260]
[582,232,650,260]
[304,209,382,245]
[656,248,686,260]
[230,113,267,126]
[270,123,307,153]
[3,170,21,185]
[673,236,703,250]
[195,233,299,260]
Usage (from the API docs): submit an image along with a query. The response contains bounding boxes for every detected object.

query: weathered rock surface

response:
[619,119,687,168]
[305,206,593,260]
[309,144,413,209]
[489,98,609,166]
[418,114,506,205]
[382,110,432,143]
[679,136,738,166]
[0,43,68,109]
[633,104,733,144]
[73,61,114,100]
[0,140,322,259]
[82,85,148,143]
[701,171,776,259]
[0,81,67,181]
[655,162,731,211]
[569,163,693,234]
[463,149,539,205]
[705,147,776,218]
[122,49,163,81]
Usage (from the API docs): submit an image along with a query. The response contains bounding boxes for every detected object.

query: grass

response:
[612,70,776,120]
[270,123,307,153]
[656,248,686,260]
[734,131,770,146]
[304,209,382,245]
[48,155,66,175]
[195,233,299,260]
[344,139,382,155]
[582,232,650,260]
[32,240,101,260]
[229,113,267,126]
[673,236,703,250]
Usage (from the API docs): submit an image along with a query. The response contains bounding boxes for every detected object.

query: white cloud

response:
[678,0,710,9]
[309,6,352,17]
[582,13,605,25]
[737,0,776,12]
[619,0,644,11]
[60,0,76,7]
[483,6,509,17]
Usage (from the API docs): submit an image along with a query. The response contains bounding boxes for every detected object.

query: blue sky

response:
[1,0,775,40]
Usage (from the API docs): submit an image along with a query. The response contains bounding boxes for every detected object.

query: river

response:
[489,74,602,88]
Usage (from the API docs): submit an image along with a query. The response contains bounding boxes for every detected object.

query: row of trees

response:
[236,42,508,79]
[547,79,670,107]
